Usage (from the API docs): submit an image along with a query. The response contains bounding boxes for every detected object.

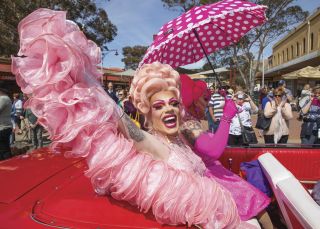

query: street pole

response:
[101,52,104,86]
[262,50,265,88]
[100,48,119,87]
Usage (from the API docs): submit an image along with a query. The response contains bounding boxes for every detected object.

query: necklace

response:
[164,135,185,148]
[151,130,184,148]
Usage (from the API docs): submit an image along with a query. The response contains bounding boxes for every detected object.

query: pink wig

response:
[130,62,180,116]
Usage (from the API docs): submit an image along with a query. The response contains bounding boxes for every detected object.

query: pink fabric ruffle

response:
[12,9,256,228]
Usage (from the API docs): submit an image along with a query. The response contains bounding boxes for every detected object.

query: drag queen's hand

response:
[194,99,237,160]
[222,99,237,121]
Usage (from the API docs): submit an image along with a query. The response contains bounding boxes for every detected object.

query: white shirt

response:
[13,99,23,116]
[229,102,253,135]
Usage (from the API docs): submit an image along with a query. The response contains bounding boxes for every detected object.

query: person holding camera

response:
[263,87,293,144]
[228,92,258,146]
[300,86,320,145]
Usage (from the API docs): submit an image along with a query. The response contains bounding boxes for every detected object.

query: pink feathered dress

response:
[12,8,268,228]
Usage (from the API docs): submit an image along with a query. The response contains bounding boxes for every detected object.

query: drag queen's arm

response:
[117,113,170,161]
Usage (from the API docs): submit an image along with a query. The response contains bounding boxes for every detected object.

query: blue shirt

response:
[261,96,271,110]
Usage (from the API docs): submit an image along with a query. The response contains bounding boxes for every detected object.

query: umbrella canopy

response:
[139,0,267,69]
[283,66,320,79]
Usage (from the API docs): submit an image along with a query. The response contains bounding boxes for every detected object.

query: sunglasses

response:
[118,94,124,96]
[274,94,282,97]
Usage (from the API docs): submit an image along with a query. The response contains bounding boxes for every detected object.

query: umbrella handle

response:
[192,29,222,88]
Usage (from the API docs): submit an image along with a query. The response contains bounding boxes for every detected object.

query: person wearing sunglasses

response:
[263,87,293,144]
[228,91,258,146]
[117,89,128,109]
[300,86,320,145]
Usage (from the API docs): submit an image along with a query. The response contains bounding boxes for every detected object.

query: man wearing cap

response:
[278,80,293,103]
[0,85,13,160]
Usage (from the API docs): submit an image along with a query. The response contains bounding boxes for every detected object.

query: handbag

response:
[237,114,258,144]
[255,111,271,130]
[130,111,141,129]
[240,160,273,197]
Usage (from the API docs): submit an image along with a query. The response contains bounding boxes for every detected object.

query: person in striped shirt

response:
[208,87,225,133]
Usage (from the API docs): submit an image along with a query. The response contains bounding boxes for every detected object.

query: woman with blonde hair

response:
[263,87,293,144]
[12,9,271,228]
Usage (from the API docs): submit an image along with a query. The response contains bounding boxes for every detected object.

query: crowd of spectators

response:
[0,85,45,160]
[3,78,320,161]
[206,79,320,147]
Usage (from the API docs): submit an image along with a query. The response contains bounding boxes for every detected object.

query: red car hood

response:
[0,147,83,204]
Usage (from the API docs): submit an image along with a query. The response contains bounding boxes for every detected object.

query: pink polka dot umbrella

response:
[139,0,267,85]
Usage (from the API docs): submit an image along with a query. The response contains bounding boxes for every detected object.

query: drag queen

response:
[12,9,270,228]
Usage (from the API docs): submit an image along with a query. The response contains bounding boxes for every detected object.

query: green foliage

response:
[0,0,117,57]
[121,46,148,70]
[161,0,219,12]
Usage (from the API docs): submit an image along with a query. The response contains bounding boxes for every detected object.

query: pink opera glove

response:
[195,99,237,160]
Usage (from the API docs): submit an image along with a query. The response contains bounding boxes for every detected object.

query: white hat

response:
[227,88,234,95]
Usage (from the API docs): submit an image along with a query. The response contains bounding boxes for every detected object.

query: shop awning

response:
[283,66,320,79]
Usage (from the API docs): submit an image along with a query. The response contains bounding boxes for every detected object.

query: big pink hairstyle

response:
[130,62,180,115]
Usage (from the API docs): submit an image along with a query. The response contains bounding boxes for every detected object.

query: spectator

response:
[259,87,267,108]
[12,93,23,136]
[263,87,293,144]
[118,89,128,109]
[300,86,320,145]
[208,87,225,133]
[311,181,320,206]
[298,84,311,110]
[226,88,234,99]
[228,92,258,146]
[261,85,274,110]
[123,96,146,130]
[106,82,119,103]
[24,107,43,150]
[278,80,293,103]
[209,85,214,95]
[0,86,13,160]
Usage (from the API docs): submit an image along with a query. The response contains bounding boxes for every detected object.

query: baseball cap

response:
[278,80,286,86]
[236,92,245,99]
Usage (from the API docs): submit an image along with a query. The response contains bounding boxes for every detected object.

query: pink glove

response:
[195,99,237,160]
[221,98,238,121]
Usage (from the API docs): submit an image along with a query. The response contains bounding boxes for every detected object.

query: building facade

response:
[265,8,320,95]
[0,58,133,96]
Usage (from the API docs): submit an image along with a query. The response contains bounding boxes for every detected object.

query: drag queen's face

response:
[150,90,180,136]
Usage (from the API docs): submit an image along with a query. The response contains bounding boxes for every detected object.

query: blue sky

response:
[96,0,317,69]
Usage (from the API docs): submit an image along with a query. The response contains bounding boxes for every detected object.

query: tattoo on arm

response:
[123,114,145,142]
[180,121,203,146]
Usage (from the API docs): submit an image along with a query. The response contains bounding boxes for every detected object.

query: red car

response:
[0,148,188,228]
[0,146,319,228]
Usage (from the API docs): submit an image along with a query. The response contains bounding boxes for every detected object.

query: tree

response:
[0,0,117,57]
[161,0,308,94]
[122,45,148,70]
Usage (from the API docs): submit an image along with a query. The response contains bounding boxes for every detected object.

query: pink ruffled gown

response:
[12,8,268,228]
